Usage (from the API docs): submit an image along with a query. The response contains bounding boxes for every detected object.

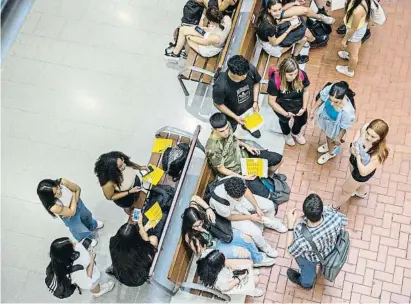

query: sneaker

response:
[180,49,188,59]
[291,132,306,145]
[336,24,347,36]
[352,191,368,199]
[254,253,276,268]
[90,239,98,247]
[317,143,329,153]
[320,14,335,25]
[96,220,104,230]
[317,152,337,165]
[253,268,261,276]
[336,65,355,77]
[287,268,302,287]
[263,216,287,233]
[294,54,309,64]
[310,35,329,49]
[249,288,265,298]
[338,50,350,60]
[361,28,371,43]
[260,243,279,258]
[303,41,310,48]
[164,47,180,60]
[105,266,114,276]
[92,281,115,297]
[284,134,295,146]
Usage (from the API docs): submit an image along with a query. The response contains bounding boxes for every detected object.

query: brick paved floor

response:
[246,1,411,303]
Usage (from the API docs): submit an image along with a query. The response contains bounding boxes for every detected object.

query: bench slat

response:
[202,56,218,83]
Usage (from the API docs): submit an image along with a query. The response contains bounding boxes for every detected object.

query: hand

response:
[235,115,244,125]
[289,20,301,31]
[256,207,264,218]
[286,112,295,118]
[228,0,237,5]
[128,186,141,194]
[246,145,260,156]
[139,165,148,170]
[296,0,306,5]
[333,138,342,146]
[249,213,264,223]
[137,214,144,226]
[286,208,299,228]
[206,208,216,224]
[350,144,356,155]
[90,251,96,260]
[253,102,260,112]
[244,174,257,181]
[144,220,154,231]
[341,38,348,47]
[296,108,306,116]
[237,272,248,282]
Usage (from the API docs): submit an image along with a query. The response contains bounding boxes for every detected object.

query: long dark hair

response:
[94,151,136,187]
[345,0,371,23]
[184,229,207,254]
[197,250,226,287]
[206,7,224,29]
[256,0,282,28]
[181,207,210,236]
[329,81,356,109]
[37,179,61,218]
[49,237,78,283]
[109,223,157,286]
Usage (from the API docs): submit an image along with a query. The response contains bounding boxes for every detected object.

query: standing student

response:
[213,55,262,138]
[267,57,310,146]
[37,178,103,247]
[336,0,371,77]
[333,119,389,210]
[311,81,356,164]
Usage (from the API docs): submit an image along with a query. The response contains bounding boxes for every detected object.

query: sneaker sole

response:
[164,55,179,61]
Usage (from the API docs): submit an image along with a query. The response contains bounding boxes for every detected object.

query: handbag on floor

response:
[370,0,386,25]
[301,225,350,282]
[275,18,307,47]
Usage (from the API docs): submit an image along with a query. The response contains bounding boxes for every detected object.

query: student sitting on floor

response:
[165,7,232,60]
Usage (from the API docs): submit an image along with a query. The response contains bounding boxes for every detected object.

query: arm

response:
[102,182,137,201]
[87,253,96,278]
[356,155,379,176]
[218,0,236,11]
[50,179,79,217]
[130,162,146,170]
[267,27,293,46]
[188,34,220,46]
[138,219,150,242]
[253,83,260,112]
[214,103,240,122]
[61,178,81,202]
[190,195,212,210]
[216,165,243,178]
[302,87,309,112]
[243,188,262,212]
[227,214,253,221]
[268,95,289,116]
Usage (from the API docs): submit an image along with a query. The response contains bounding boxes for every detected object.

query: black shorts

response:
[113,175,141,209]
[349,154,376,183]
[247,149,283,167]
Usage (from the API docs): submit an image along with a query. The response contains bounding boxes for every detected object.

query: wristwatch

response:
[288,228,294,232]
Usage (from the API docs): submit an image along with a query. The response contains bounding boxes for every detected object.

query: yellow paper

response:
[241,158,267,177]
[144,202,163,228]
[142,164,164,185]
[243,112,264,132]
[152,138,173,153]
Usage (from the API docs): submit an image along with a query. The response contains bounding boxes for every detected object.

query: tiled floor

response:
[245,1,411,303]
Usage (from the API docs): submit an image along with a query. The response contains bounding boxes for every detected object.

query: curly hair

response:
[227,55,250,76]
[303,193,323,222]
[94,151,136,186]
[224,177,247,199]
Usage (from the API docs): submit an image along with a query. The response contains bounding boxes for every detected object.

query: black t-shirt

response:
[267,70,310,113]
[257,19,277,42]
[213,64,262,116]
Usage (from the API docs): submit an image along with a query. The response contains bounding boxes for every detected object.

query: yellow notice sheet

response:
[240,158,268,178]
[142,164,164,185]
[152,138,173,153]
[144,202,163,228]
[243,112,264,133]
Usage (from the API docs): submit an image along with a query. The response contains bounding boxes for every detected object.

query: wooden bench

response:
[177,0,243,97]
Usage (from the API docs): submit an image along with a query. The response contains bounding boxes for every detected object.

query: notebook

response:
[240,158,268,178]
[144,202,163,228]
[243,112,264,133]
[152,138,173,153]
[142,164,164,185]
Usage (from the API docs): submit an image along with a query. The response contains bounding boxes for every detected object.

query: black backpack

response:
[203,178,230,206]
[306,18,332,37]
[181,0,203,25]
[162,143,190,181]
[45,263,83,299]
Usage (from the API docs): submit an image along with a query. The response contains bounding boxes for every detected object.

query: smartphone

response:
[195,26,206,36]
[290,18,300,26]
[132,208,142,222]
[141,165,154,177]
[233,269,249,276]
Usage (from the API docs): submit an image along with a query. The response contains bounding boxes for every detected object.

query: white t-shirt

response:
[209,181,251,218]
[56,185,73,208]
[70,243,100,290]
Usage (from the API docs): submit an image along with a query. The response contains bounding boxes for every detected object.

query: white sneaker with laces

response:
[92,281,115,297]
[284,134,295,146]
[317,143,329,153]
[250,288,265,297]
[317,152,336,165]
[338,51,350,60]
[96,220,104,229]
[90,239,98,247]
[260,243,278,258]
[336,65,355,77]
[263,216,287,233]
[254,253,276,268]
[292,132,306,145]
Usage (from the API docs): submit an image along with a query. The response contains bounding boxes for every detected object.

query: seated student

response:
[197,250,265,297]
[256,0,333,63]
[205,112,282,196]
[94,151,147,213]
[213,55,262,137]
[209,176,287,257]
[165,7,232,60]
[182,195,276,267]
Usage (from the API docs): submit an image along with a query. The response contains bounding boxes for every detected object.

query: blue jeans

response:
[295,256,319,289]
[215,230,263,263]
[61,199,97,241]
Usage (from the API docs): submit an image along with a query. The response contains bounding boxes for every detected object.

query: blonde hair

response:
[367,119,389,164]
[278,57,304,93]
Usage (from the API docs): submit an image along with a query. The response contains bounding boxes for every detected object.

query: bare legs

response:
[334,171,363,209]
[173,26,203,55]
[293,36,308,56]
[347,41,362,73]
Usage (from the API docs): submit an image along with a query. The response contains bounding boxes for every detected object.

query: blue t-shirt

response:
[325,100,339,121]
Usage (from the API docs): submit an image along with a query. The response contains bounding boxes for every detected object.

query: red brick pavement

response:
[246,1,411,303]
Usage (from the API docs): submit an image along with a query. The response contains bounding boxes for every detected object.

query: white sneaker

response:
[317,152,337,165]
[250,288,265,297]
[352,191,368,199]
[92,281,115,297]
[336,65,355,77]
[254,253,276,268]
[260,243,278,258]
[90,239,98,247]
[291,133,306,145]
[317,143,329,153]
[96,220,104,230]
[338,51,350,60]
[284,134,295,146]
[320,14,335,25]
[263,216,287,233]
[253,268,261,276]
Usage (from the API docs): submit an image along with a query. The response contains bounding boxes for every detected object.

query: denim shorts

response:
[348,24,367,43]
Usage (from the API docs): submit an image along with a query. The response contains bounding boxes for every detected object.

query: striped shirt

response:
[288,207,348,263]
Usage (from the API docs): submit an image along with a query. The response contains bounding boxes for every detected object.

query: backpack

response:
[143,184,176,214]
[181,0,203,25]
[162,143,190,181]
[268,67,305,89]
[306,18,332,37]
[45,263,83,299]
[370,0,386,25]
[203,178,230,206]
[261,173,290,205]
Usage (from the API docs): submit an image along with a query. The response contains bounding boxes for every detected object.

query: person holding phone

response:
[94,151,147,213]
[165,7,232,59]
[37,178,104,247]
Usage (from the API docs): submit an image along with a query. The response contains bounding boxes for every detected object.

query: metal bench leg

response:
[180,282,231,302]
[178,74,190,97]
